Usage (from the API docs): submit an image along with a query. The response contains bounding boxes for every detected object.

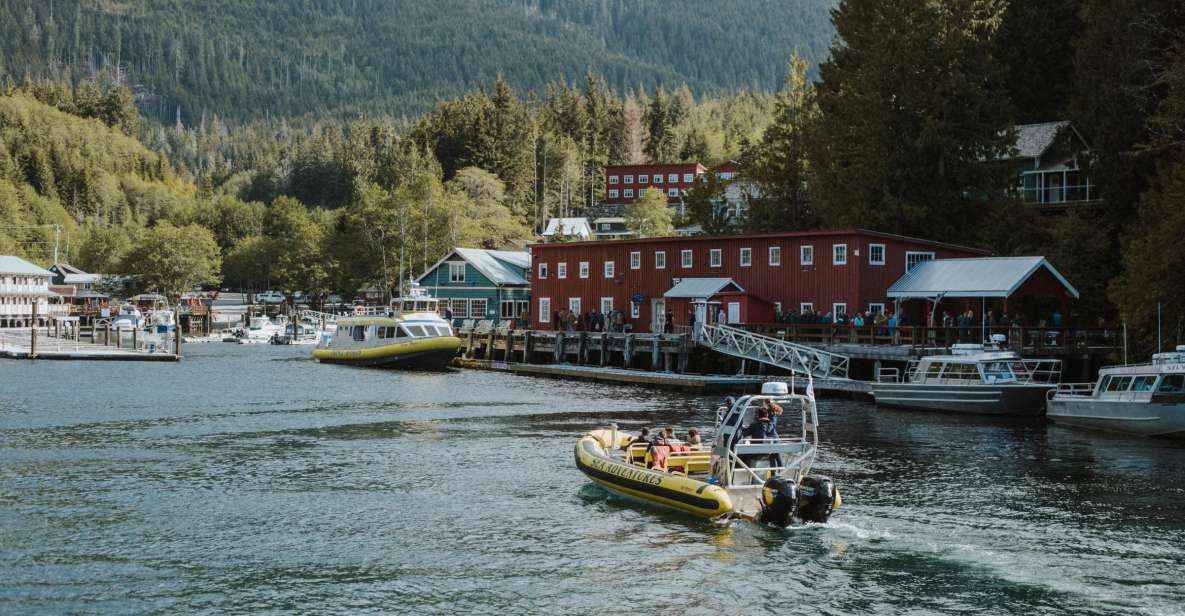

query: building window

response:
[450,298,470,319]
[833,244,848,265]
[740,247,752,267]
[539,297,551,322]
[558,262,568,279]
[624,175,634,184]
[630,251,641,270]
[624,188,634,198]
[604,261,615,278]
[579,261,589,278]
[769,246,782,266]
[569,297,581,313]
[683,173,693,183]
[448,262,465,283]
[653,174,663,184]
[609,175,619,185]
[710,249,722,267]
[638,174,648,183]
[601,223,611,231]
[470,298,489,319]
[869,243,886,266]
[668,188,678,197]
[600,297,614,313]
[800,245,814,266]
[869,303,885,315]
[832,303,847,318]
[906,251,936,272]
[800,302,814,314]
[608,189,619,199]
[668,173,678,183]
[538,263,548,279]
[631,302,640,318]
[655,251,666,269]
[681,249,693,268]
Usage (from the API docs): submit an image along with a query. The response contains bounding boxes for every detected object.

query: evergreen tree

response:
[644,88,677,162]
[683,172,732,235]
[625,188,674,237]
[743,55,819,232]
[812,0,1015,241]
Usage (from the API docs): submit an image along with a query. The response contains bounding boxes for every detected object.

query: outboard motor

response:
[796,475,837,523]
[758,477,798,527]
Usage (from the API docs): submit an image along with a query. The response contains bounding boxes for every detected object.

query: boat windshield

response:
[982,361,1016,384]
[1159,374,1185,393]
[939,362,981,382]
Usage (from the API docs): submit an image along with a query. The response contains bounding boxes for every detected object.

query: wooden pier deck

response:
[0,328,181,362]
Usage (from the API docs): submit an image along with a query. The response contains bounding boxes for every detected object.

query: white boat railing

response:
[1050,382,1096,399]
[877,367,901,383]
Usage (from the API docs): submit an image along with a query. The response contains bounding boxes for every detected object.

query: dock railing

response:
[739,323,1121,355]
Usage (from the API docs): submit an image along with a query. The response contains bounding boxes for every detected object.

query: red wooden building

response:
[528,229,988,332]
[604,163,707,206]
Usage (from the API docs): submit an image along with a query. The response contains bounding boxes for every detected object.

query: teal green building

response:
[416,247,531,325]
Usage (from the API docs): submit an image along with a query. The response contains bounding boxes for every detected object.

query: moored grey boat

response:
[1047,346,1185,438]
[872,344,1061,416]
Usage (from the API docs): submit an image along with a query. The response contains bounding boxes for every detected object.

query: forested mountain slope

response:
[0,0,835,123]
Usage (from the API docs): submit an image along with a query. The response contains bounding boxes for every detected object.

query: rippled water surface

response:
[2,344,1184,615]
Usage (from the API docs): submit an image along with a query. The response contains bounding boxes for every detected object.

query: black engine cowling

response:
[758,477,798,527]
[796,475,836,524]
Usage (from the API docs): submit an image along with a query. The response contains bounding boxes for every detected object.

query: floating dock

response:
[454,358,870,396]
[0,329,180,362]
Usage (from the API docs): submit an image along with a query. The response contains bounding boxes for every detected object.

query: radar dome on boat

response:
[762,382,789,396]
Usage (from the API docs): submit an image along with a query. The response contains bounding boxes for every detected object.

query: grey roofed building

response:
[0,255,54,277]
[664,277,744,299]
[541,217,592,240]
[888,256,1079,299]
[996,121,1099,208]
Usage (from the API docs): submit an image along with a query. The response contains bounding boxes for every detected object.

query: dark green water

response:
[2,344,1183,615]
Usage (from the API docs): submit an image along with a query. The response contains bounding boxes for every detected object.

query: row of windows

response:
[535,246,931,278]
[607,188,685,199]
[609,173,697,185]
[537,296,640,321]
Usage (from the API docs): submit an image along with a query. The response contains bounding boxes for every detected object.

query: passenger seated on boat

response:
[686,428,702,446]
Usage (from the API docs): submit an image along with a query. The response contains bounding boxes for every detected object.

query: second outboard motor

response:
[796,475,836,523]
[758,477,798,527]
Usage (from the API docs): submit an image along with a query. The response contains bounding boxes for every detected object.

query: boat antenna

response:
[1158,302,1163,353]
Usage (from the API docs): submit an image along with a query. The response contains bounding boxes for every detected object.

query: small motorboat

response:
[109,304,143,330]
[1047,346,1185,438]
[237,315,283,344]
[311,284,460,369]
[575,380,840,527]
[871,342,1062,416]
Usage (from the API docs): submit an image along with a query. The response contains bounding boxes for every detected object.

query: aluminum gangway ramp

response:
[699,324,850,379]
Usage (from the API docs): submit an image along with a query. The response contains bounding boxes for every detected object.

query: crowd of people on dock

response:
[550,308,628,333]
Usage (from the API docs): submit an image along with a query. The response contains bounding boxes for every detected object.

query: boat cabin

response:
[895,346,1061,386]
[338,319,453,344]
[1060,346,1185,403]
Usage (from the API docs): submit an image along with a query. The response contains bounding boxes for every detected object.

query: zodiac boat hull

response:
[574,430,733,520]
[312,336,460,369]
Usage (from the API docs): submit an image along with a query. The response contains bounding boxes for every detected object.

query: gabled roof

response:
[0,255,52,277]
[664,277,744,299]
[1006,121,1091,160]
[887,257,1079,299]
[416,247,531,287]
[50,262,87,275]
[542,217,592,238]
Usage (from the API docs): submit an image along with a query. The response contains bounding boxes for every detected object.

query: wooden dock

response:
[458,329,693,372]
[0,328,181,362]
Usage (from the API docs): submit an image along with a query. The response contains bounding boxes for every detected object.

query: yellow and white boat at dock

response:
[575,380,841,527]
[312,285,461,369]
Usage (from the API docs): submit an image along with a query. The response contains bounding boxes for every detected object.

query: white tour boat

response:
[1047,346,1185,438]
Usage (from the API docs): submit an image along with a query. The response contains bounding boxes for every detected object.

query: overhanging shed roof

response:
[664,277,743,299]
[887,257,1079,299]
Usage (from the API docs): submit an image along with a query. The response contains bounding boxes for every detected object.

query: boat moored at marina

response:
[871,343,1061,416]
[311,284,460,369]
[1047,346,1185,438]
[574,380,840,527]
[109,304,144,330]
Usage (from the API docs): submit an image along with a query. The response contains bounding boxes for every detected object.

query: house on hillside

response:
[416,247,531,325]
[1001,122,1100,209]
[541,217,592,241]
[591,217,632,241]
[603,163,707,214]
[48,262,109,310]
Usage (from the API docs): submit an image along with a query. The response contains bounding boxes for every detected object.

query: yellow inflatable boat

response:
[574,381,841,526]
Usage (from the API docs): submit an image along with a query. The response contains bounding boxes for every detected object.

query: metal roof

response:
[663,277,744,299]
[0,255,53,276]
[541,218,592,238]
[887,257,1079,299]
[417,247,531,287]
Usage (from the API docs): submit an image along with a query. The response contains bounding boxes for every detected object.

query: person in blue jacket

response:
[744,400,784,471]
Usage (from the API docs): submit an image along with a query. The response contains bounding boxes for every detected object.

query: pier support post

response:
[651,334,661,371]
[467,330,476,359]
[623,334,634,368]
[505,331,515,362]
[600,333,609,367]
[175,321,183,358]
[578,332,588,365]
[677,334,689,373]
[486,329,495,360]
[29,303,37,358]
[524,331,535,363]
[554,332,565,364]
